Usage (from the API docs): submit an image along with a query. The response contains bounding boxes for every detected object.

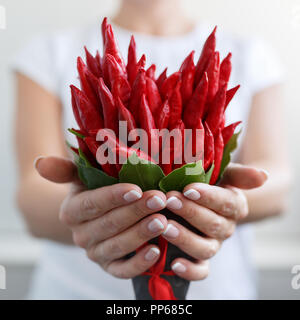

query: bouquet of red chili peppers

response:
[68,18,241,300]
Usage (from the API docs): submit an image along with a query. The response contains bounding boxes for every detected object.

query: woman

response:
[14,0,290,299]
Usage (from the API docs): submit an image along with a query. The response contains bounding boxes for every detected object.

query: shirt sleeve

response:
[11,34,58,96]
[246,38,285,94]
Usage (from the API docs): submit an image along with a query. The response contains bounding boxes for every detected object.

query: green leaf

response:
[75,159,118,190]
[159,161,206,193]
[67,142,118,190]
[205,163,215,184]
[219,130,241,178]
[119,153,165,192]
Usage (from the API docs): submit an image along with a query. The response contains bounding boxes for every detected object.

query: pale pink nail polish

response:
[163,224,179,239]
[183,189,200,200]
[148,218,164,233]
[172,262,186,273]
[123,190,142,202]
[147,196,165,210]
[33,156,45,169]
[166,197,183,210]
[145,248,160,261]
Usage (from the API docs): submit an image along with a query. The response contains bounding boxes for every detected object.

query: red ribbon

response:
[142,236,177,300]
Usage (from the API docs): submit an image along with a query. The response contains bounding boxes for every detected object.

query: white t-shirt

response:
[12,20,283,300]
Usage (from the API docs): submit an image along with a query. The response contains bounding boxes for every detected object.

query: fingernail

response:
[147,196,165,210]
[163,224,179,239]
[33,156,45,169]
[260,169,269,179]
[123,190,142,202]
[145,247,160,261]
[172,262,187,273]
[183,189,200,200]
[148,218,165,233]
[166,196,183,210]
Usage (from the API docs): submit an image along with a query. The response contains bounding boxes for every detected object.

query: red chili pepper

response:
[70,85,103,132]
[101,17,108,48]
[83,67,104,116]
[146,64,156,80]
[183,72,208,128]
[180,51,196,105]
[129,68,146,118]
[140,94,159,157]
[84,46,102,78]
[222,121,241,146]
[116,97,137,132]
[77,57,99,107]
[104,24,126,74]
[71,90,86,134]
[206,51,220,103]
[225,85,240,110]
[156,68,168,93]
[205,84,226,136]
[210,128,224,185]
[203,122,214,171]
[127,35,137,86]
[106,54,131,104]
[155,100,170,130]
[146,77,162,115]
[219,53,232,88]
[137,54,146,69]
[97,78,118,133]
[161,72,181,99]
[168,80,183,129]
[195,26,217,86]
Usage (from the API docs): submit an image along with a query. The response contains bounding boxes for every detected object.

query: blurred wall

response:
[0,0,299,259]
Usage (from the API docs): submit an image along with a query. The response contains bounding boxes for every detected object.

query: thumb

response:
[219,163,268,189]
[34,156,78,184]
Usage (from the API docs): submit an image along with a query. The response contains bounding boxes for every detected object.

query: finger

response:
[60,183,145,225]
[87,214,167,264]
[166,193,236,239]
[104,245,161,279]
[171,259,209,281]
[34,156,78,183]
[162,219,222,258]
[61,185,166,226]
[73,191,167,245]
[219,163,268,189]
[182,183,248,220]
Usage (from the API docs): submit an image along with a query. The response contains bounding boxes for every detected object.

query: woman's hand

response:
[163,164,268,281]
[35,156,170,279]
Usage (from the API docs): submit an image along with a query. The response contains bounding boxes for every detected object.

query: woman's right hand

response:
[35,156,169,279]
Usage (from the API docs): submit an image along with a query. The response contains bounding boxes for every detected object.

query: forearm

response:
[17,175,73,244]
[241,162,291,223]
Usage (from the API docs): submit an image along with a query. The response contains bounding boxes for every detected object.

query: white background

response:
[0,0,299,268]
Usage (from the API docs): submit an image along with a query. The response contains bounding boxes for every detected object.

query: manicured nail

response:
[147,196,165,210]
[148,218,165,233]
[145,247,160,261]
[123,190,142,202]
[163,224,179,239]
[260,169,269,179]
[33,156,45,169]
[172,262,187,273]
[166,196,183,210]
[183,189,200,200]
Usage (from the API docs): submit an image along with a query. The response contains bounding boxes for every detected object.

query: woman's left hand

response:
[163,163,268,281]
